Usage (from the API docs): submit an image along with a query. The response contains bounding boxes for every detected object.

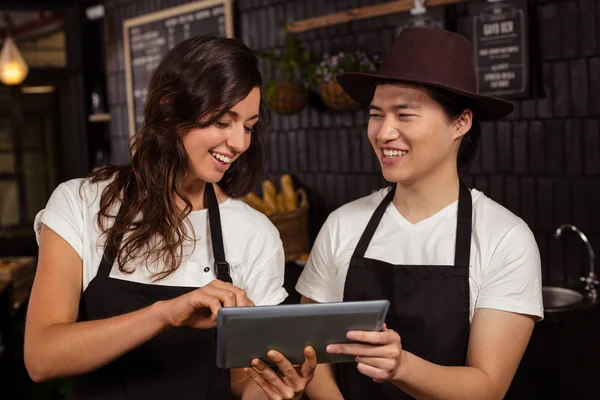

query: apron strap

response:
[98,190,130,279]
[352,181,473,266]
[205,183,232,283]
[454,181,472,266]
[352,186,396,258]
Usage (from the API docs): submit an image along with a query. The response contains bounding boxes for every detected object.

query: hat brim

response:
[336,72,514,121]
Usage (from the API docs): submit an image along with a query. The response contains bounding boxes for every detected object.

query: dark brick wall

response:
[103,0,600,287]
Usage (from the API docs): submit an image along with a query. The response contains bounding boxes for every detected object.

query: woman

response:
[296,27,543,399]
[25,33,315,400]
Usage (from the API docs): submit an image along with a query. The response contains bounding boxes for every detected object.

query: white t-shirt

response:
[296,187,544,322]
[34,177,288,306]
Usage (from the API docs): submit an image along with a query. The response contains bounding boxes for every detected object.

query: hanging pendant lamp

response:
[0,36,28,85]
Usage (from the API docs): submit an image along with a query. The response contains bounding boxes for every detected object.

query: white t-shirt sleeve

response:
[295,215,344,302]
[241,220,288,306]
[33,180,85,258]
[475,222,544,320]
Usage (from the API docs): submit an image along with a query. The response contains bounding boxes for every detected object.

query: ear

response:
[452,109,473,140]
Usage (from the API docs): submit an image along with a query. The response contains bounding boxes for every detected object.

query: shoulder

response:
[471,189,540,276]
[34,176,115,236]
[471,189,534,244]
[48,176,112,208]
[470,190,543,319]
[225,199,280,232]
[41,177,90,215]
[309,187,389,262]
[221,199,281,242]
[325,187,390,230]
[52,177,87,199]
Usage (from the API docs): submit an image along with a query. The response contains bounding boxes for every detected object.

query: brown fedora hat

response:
[336,27,514,120]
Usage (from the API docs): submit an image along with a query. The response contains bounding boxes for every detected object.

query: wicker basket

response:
[318,77,361,112]
[268,81,309,115]
[268,189,310,262]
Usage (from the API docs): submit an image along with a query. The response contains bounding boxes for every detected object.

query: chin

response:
[381,167,410,184]
[189,168,225,184]
[200,172,225,183]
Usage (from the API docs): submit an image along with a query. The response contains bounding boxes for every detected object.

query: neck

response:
[177,176,214,211]
[393,163,460,224]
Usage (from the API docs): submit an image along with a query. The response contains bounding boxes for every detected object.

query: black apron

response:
[69,183,233,399]
[338,181,472,399]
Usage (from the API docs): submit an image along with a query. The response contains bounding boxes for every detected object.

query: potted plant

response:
[315,51,379,111]
[255,32,314,115]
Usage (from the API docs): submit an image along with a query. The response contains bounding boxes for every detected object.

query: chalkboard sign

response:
[124,0,234,138]
[471,0,530,99]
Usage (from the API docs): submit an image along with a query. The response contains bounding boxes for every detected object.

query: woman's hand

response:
[244,346,317,399]
[326,324,402,383]
[159,279,254,329]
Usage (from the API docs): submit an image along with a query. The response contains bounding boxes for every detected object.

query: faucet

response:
[555,224,599,299]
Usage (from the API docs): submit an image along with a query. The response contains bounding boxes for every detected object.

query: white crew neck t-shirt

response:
[296,187,544,322]
[34,177,288,306]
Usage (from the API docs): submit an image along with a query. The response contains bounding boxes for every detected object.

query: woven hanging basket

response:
[318,77,361,112]
[267,81,308,115]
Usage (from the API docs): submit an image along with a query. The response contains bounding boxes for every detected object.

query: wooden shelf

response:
[285,0,465,33]
[88,113,111,123]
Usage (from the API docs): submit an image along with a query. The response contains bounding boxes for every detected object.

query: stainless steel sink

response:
[543,286,584,310]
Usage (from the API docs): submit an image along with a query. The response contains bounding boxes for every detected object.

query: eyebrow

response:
[369,103,421,111]
[225,110,260,121]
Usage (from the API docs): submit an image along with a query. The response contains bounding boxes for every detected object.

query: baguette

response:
[280,174,297,211]
[276,192,286,212]
[262,180,277,214]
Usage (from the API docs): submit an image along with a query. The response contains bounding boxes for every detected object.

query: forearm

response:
[304,364,344,400]
[391,351,501,400]
[25,301,170,382]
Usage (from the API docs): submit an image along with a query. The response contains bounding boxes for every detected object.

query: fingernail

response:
[245,368,257,378]
[267,350,278,359]
[306,347,314,356]
[347,332,357,340]
[326,345,337,353]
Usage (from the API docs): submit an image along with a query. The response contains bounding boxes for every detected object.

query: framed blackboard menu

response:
[124,0,234,138]
[471,0,530,99]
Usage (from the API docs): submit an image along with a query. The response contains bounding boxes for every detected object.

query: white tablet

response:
[216,300,390,369]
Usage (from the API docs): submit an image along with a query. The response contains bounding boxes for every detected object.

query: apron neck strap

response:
[353,186,396,258]
[454,181,472,266]
[352,181,473,266]
[98,186,130,279]
[205,182,232,283]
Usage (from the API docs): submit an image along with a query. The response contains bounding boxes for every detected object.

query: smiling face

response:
[182,86,261,184]
[367,84,471,185]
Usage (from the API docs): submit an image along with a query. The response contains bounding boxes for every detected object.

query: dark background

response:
[103,0,600,290]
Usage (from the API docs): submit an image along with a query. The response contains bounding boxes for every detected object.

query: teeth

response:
[211,152,232,163]
[383,149,407,158]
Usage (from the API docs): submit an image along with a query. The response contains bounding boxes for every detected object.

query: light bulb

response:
[0,37,28,86]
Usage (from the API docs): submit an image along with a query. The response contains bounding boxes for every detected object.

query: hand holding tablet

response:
[243,346,317,399]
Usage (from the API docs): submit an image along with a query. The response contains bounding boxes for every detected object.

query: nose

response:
[377,117,400,143]
[226,124,247,153]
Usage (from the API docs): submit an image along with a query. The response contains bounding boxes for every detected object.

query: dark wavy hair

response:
[86,33,269,280]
